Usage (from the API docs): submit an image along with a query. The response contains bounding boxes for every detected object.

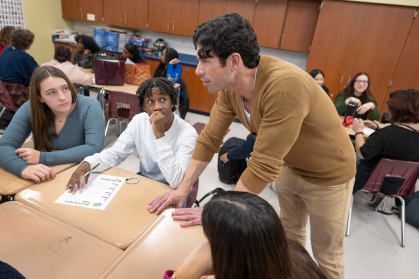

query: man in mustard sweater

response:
[148,13,356,279]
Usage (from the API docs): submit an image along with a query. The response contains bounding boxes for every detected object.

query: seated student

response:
[42,46,93,85]
[165,191,327,279]
[154,47,182,83]
[0,66,105,182]
[122,42,145,64]
[66,78,198,193]
[334,72,380,120]
[72,35,101,69]
[0,28,38,130]
[309,69,329,96]
[219,134,255,163]
[351,89,419,202]
[0,26,15,56]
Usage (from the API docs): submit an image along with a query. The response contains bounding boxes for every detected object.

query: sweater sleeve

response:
[80,54,94,69]
[334,95,347,115]
[69,65,93,85]
[166,64,182,83]
[0,102,32,177]
[39,99,105,165]
[227,134,255,160]
[367,102,381,121]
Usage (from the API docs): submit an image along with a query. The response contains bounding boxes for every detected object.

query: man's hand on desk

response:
[21,165,56,182]
[148,189,188,214]
[65,161,91,194]
[172,207,204,227]
[15,148,40,164]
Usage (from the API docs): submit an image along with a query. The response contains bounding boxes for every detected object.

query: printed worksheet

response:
[55,174,125,210]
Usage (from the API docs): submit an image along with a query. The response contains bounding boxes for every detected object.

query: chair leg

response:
[0,106,6,120]
[396,196,406,247]
[105,118,116,137]
[346,196,353,236]
[374,195,387,212]
[28,132,33,140]
[381,196,388,211]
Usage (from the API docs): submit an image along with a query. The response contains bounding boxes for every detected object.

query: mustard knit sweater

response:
[192,56,356,193]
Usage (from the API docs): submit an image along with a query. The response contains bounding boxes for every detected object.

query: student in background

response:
[0,26,15,56]
[154,47,182,83]
[66,78,197,194]
[72,35,101,69]
[164,192,327,279]
[42,46,93,86]
[309,69,329,96]
[122,42,145,64]
[219,134,255,163]
[0,66,104,182]
[334,72,380,120]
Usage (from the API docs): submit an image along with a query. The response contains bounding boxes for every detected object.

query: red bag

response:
[124,63,151,86]
[95,59,125,86]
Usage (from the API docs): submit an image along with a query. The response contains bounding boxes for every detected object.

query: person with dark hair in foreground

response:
[72,35,101,68]
[163,192,327,279]
[122,42,145,64]
[42,46,92,85]
[309,69,329,96]
[66,78,197,196]
[148,13,355,279]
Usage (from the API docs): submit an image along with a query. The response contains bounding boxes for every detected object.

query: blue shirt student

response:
[166,63,182,83]
[0,46,38,87]
[227,134,256,160]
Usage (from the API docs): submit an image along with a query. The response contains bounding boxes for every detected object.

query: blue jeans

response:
[356,153,361,165]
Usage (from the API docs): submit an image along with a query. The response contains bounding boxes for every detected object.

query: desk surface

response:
[0,139,76,195]
[100,209,206,279]
[0,201,122,279]
[15,165,173,249]
[80,68,180,94]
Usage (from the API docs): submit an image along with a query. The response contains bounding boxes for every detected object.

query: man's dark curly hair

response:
[193,13,260,69]
[0,26,15,46]
[75,35,101,53]
[136,78,178,112]
[11,29,34,50]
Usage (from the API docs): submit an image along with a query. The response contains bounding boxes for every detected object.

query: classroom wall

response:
[74,21,309,69]
[343,0,419,6]
[22,0,74,64]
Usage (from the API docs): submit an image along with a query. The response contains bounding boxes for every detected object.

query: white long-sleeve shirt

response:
[83,113,198,188]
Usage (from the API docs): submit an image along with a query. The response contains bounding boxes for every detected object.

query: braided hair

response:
[154,47,179,78]
[136,78,178,112]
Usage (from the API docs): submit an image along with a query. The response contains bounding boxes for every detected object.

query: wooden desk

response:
[339,116,369,138]
[0,140,76,195]
[15,165,172,249]
[99,209,206,279]
[0,201,122,279]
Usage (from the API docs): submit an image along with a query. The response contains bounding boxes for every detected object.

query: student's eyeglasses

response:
[355,80,369,84]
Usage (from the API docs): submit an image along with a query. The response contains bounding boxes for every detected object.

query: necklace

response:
[56,107,73,123]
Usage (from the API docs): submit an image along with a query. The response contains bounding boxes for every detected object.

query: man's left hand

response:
[149,111,165,139]
[172,207,204,227]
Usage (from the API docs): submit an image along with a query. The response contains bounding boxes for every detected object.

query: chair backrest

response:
[186,179,199,208]
[108,90,141,120]
[363,158,419,198]
[0,80,19,112]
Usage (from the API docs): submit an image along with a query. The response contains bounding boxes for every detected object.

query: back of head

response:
[11,29,34,50]
[54,46,72,63]
[193,13,259,68]
[202,191,291,279]
[0,26,15,47]
[75,34,101,53]
[387,89,419,123]
[164,47,178,64]
[309,69,324,79]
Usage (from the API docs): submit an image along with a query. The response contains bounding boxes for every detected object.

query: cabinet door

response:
[62,0,80,20]
[306,1,368,99]
[253,0,288,49]
[380,14,419,114]
[186,66,218,113]
[148,0,172,34]
[79,0,103,23]
[124,0,148,29]
[171,0,199,36]
[198,0,256,25]
[103,0,124,26]
[279,0,321,52]
[343,4,416,111]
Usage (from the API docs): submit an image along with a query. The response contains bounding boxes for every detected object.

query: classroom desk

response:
[15,165,172,249]
[0,139,76,196]
[0,201,123,279]
[339,116,369,138]
[99,209,206,279]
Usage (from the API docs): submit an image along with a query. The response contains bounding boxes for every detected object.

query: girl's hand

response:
[169,58,179,64]
[21,164,56,182]
[352,118,365,133]
[15,148,40,164]
[175,240,213,279]
[345,97,361,107]
[357,102,374,115]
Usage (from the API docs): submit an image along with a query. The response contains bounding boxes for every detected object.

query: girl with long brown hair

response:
[0,66,104,182]
[164,191,327,279]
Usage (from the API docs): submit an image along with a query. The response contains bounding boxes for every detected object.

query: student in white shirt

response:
[65,77,198,194]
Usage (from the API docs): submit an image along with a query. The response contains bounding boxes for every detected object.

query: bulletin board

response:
[0,0,25,30]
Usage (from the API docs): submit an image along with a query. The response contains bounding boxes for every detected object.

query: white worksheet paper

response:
[55,174,125,210]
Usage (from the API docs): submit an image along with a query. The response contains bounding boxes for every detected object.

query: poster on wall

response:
[0,0,25,30]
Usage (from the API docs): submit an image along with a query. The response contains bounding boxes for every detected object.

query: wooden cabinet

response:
[280,0,321,52]
[103,0,148,29]
[144,59,161,78]
[197,0,256,25]
[62,0,103,23]
[148,0,199,36]
[62,0,80,20]
[54,42,78,63]
[253,0,288,48]
[185,66,218,113]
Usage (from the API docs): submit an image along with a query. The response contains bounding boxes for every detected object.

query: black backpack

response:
[218,137,247,185]
[405,191,419,230]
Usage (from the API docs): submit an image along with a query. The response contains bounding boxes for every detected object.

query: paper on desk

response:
[125,58,135,65]
[55,174,125,210]
[363,127,376,136]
